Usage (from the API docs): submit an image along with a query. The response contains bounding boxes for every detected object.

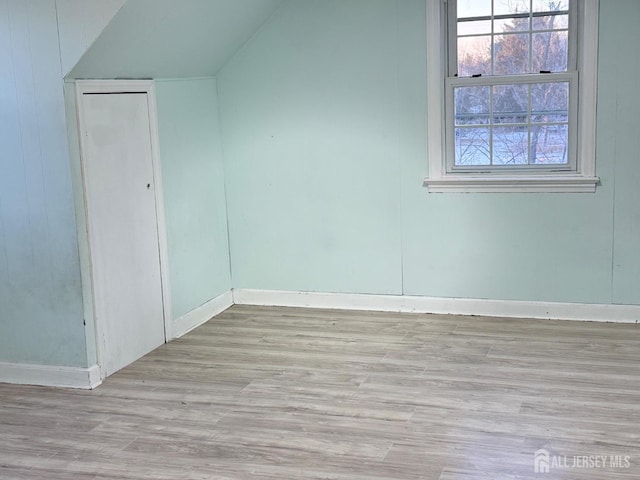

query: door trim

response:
[75,80,173,380]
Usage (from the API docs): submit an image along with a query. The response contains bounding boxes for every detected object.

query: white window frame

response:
[424,0,599,193]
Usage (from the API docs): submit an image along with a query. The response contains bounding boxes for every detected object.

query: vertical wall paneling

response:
[0,0,33,290]
[607,1,640,304]
[0,0,87,366]
[0,1,13,297]
[0,0,123,368]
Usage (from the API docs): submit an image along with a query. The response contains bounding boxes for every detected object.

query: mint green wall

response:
[156,79,232,319]
[218,0,638,305]
[603,1,640,304]
[0,0,122,368]
[218,0,403,295]
[0,0,85,367]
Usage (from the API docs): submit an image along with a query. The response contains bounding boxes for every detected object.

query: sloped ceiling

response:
[67,0,284,79]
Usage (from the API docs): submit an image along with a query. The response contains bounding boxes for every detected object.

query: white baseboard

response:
[172,290,234,339]
[0,362,102,389]
[232,289,640,324]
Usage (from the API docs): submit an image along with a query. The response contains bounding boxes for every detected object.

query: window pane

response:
[494,34,530,74]
[458,0,492,19]
[455,128,491,166]
[458,36,491,76]
[531,82,569,123]
[532,13,569,30]
[532,0,568,13]
[495,17,529,33]
[532,31,568,72]
[493,84,528,123]
[458,20,492,36]
[455,86,490,125]
[530,124,569,164]
[450,1,578,172]
[493,126,528,165]
[494,0,530,16]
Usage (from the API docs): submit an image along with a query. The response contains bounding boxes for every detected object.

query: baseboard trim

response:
[232,289,640,323]
[172,290,234,339]
[0,362,102,389]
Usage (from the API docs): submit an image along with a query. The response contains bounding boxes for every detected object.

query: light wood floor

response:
[1,305,639,479]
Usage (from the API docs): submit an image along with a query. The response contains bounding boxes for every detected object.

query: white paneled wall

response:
[0,0,122,368]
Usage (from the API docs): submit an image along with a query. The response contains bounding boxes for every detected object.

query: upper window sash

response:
[446,1,578,78]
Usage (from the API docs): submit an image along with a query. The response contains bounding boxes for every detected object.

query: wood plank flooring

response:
[1,305,639,479]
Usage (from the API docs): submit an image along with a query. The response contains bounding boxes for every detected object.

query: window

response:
[425,0,599,192]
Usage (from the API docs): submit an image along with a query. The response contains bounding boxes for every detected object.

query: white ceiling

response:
[67,0,284,79]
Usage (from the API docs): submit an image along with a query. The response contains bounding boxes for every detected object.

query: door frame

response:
[75,80,173,379]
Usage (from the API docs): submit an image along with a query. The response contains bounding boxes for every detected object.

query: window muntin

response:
[447,0,576,171]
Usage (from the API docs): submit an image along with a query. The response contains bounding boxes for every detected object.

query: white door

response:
[81,91,166,376]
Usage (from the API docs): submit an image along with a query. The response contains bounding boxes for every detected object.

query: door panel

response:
[82,92,166,376]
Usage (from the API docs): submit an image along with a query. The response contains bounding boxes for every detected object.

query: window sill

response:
[423,174,599,193]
